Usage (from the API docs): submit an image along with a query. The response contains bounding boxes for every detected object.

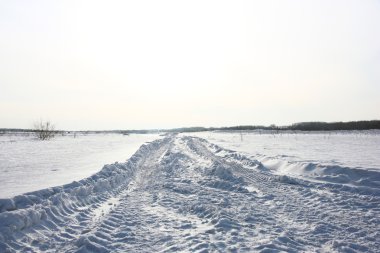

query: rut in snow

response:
[0,135,379,252]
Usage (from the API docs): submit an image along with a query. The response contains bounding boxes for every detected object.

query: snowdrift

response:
[203,138,380,195]
[258,156,380,193]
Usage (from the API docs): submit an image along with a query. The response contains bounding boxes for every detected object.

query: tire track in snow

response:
[180,137,380,252]
[0,135,379,252]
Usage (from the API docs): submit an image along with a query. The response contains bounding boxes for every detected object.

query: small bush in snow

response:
[33,120,56,140]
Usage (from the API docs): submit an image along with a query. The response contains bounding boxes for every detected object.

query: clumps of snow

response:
[0,137,169,240]
[276,174,300,185]
[0,199,16,212]
[0,207,47,236]
[162,182,195,195]
[198,161,248,192]
[207,161,243,183]
[75,235,110,253]
[187,131,380,194]
[200,179,249,193]
[203,136,380,193]
[1,135,380,252]
[260,157,380,193]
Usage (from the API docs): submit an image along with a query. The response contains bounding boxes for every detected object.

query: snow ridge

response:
[0,135,379,252]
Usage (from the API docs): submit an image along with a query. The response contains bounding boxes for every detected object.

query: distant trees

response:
[289,121,380,131]
[215,121,380,132]
[33,120,56,140]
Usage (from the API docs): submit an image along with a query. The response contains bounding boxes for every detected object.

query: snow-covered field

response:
[186,130,380,171]
[0,132,379,252]
[186,131,380,188]
[0,133,161,198]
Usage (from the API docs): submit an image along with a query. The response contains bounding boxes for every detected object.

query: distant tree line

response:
[167,120,380,132]
[166,127,210,133]
[288,120,380,131]
[217,125,277,131]
[1,120,380,135]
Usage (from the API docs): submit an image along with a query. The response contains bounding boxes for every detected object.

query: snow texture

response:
[0,133,160,198]
[0,134,379,252]
[186,130,380,171]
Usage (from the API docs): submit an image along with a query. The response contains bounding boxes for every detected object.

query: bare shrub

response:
[33,120,56,140]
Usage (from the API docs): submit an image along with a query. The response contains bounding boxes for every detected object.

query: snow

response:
[0,133,379,252]
[186,131,380,189]
[185,130,380,171]
[0,133,161,198]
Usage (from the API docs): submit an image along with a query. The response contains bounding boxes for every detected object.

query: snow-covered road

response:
[1,135,379,252]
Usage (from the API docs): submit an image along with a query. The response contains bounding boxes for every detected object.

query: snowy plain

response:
[0,131,379,252]
[0,133,161,198]
[185,131,380,189]
[185,130,380,171]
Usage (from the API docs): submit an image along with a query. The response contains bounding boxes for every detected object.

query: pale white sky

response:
[1,0,379,130]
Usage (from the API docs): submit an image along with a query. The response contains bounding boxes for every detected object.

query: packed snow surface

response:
[0,134,379,252]
[0,133,161,198]
[185,131,380,191]
[185,130,380,171]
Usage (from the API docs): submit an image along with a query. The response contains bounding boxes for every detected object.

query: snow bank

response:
[259,156,380,193]
[186,130,380,171]
[186,131,380,194]
[0,137,168,240]
[0,133,161,198]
